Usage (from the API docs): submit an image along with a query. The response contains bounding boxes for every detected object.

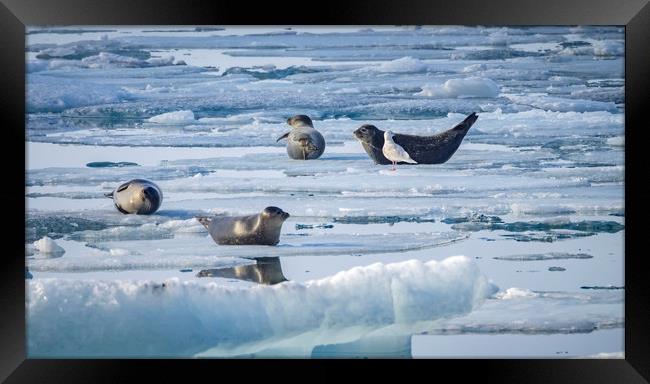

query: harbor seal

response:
[104,179,163,215]
[277,115,326,160]
[196,206,290,245]
[353,112,478,165]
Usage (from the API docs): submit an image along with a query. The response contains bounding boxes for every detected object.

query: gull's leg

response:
[391,161,396,171]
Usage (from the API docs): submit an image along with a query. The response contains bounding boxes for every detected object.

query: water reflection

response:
[197,257,287,285]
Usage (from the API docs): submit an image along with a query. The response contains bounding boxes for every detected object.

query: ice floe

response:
[147,110,196,124]
[27,256,495,356]
[32,236,66,256]
[417,77,500,98]
[27,231,468,272]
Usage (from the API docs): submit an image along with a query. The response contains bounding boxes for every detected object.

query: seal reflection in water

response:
[196,257,287,285]
[353,112,478,165]
[196,207,290,246]
[104,178,163,214]
[277,115,326,160]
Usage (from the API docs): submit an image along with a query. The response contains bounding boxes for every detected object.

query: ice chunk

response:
[145,56,175,66]
[422,289,623,335]
[606,136,624,147]
[375,57,427,73]
[417,77,499,98]
[27,256,495,356]
[223,65,320,80]
[461,63,488,73]
[567,41,624,57]
[33,38,151,61]
[33,236,65,256]
[505,94,618,113]
[81,52,145,68]
[494,287,537,299]
[28,246,251,272]
[488,29,511,46]
[147,110,196,124]
[441,214,503,224]
[66,218,207,243]
[40,52,180,70]
[108,248,130,257]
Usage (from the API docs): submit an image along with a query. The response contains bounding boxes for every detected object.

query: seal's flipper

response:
[276,132,290,142]
[451,112,479,132]
[115,204,129,214]
[195,216,212,230]
[104,192,114,198]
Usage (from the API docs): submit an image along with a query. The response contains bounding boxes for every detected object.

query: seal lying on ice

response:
[196,207,290,246]
[104,179,163,214]
[277,115,326,160]
[353,112,478,165]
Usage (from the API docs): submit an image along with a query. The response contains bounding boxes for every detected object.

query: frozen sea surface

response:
[25,26,624,358]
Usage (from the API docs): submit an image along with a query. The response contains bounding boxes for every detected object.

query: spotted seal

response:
[277,115,326,160]
[196,207,290,245]
[353,112,478,164]
[104,179,163,214]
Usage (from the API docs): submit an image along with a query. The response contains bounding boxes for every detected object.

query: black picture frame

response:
[2,0,648,381]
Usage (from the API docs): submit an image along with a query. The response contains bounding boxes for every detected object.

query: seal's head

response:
[353,124,381,144]
[139,185,162,214]
[110,179,162,215]
[287,115,314,128]
[261,206,290,222]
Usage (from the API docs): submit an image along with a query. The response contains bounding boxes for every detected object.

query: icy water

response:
[25,26,624,358]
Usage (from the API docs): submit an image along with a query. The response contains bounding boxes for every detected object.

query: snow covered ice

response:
[26,26,624,358]
[28,256,498,357]
[31,236,66,257]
